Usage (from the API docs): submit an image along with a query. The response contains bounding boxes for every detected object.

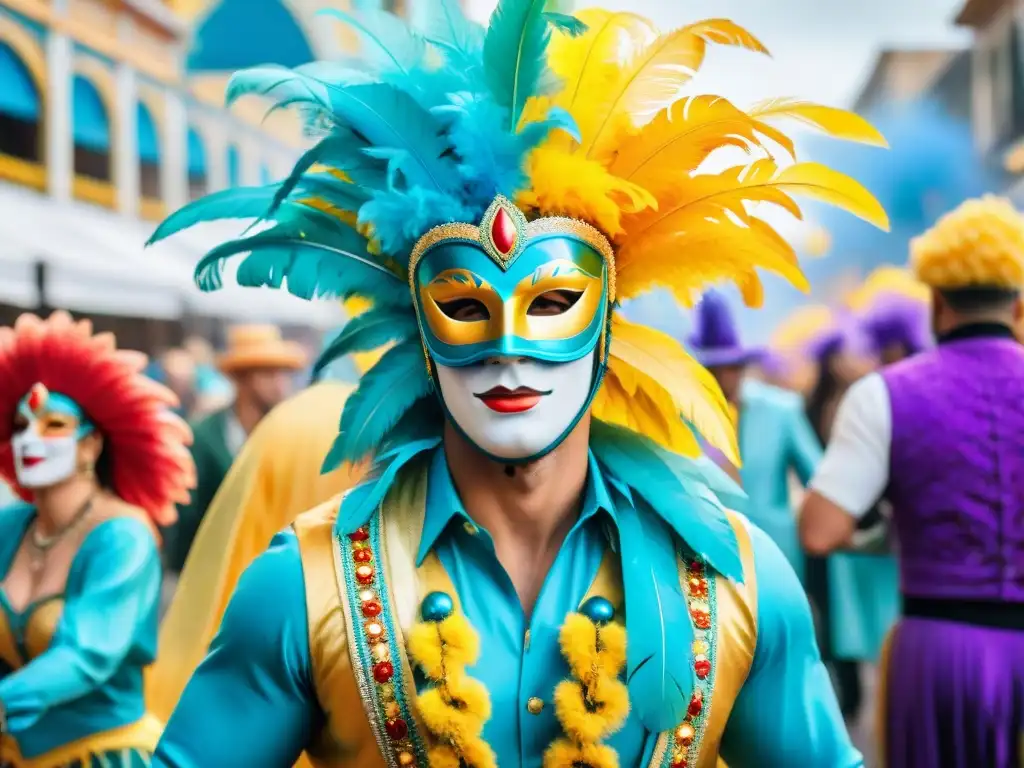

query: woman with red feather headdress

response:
[0,311,195,767]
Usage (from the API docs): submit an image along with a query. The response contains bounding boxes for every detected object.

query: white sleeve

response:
[808,372,892,519]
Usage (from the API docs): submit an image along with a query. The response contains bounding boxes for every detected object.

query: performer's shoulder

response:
[292,493,343,536]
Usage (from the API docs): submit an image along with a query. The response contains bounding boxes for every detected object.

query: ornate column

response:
[46,0,73,201]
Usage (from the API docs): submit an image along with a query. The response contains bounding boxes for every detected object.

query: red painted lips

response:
[475,386,550,413]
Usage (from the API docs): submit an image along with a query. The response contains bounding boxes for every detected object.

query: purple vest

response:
[882,336,1024,602]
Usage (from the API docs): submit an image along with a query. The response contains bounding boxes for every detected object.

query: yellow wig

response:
[911,195,1024,290]
[147,381,366,732]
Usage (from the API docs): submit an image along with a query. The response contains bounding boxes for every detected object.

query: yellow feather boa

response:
[407,608,628,768]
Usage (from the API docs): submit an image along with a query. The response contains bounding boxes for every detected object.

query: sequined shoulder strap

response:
[647,510,759,768]
[334,459,434,768]
[294,496,389,767]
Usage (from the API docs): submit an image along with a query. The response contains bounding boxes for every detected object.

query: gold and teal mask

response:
[408,197,616,462]
[410,196,615,368]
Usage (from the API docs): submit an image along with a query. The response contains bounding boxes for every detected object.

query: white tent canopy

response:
[0,183,343,328]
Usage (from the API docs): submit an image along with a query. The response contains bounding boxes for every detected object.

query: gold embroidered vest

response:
[294,460,759,768]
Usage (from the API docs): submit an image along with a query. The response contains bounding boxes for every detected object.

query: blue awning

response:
[72,75,110,152]
[138,102,160,163]
[187,126,206,176]
[0,43,40,121]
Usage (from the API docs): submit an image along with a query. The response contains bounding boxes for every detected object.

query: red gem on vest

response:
[348,528,369,542]
[490,206,517,255]
[694,658,711,679]
[688,692,703,717]
[373,661,394,683]
[385,717,408,739]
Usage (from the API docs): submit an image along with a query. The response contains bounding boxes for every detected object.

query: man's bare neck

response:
[442,420,591,614]
[443,422,590,548]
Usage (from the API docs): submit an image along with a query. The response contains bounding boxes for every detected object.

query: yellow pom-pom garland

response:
[406,597,497,768]
[911,195,1024,291]
[543,598,630,768]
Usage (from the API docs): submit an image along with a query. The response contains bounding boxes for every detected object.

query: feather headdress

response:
[150,0,885,470]
[0,311,195,527]
[149,0,887,734]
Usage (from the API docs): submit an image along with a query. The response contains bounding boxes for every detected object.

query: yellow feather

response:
[604,315,739,463]
[610,96,772,190]
[587,19,769,160]
[616,215,806,307]
[771,162,890,230]
[547,9,657,145]
[519,145,657,235]
[749,98,889,147]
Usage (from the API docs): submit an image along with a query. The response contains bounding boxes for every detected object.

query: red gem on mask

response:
[490,206,517,255]
[27,383,47,414]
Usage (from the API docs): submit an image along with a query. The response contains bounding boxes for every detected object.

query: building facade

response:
[0,0,428,346]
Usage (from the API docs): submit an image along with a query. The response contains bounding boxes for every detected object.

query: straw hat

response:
[216,325,307,373]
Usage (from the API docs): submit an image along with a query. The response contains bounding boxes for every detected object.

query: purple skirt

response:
[882,616,1024,767]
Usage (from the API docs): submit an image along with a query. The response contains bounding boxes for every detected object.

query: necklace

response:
[29,493,97,566]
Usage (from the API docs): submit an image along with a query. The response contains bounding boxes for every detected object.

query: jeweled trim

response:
[658,553,719,768]
[339,514,429,767]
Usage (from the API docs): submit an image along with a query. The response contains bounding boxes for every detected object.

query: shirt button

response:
[463,521,479,536]
[526,697,544,715]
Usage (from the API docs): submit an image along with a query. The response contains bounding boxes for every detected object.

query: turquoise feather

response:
[193,222,406,305]
[313,307,419,378]
[316,81,457,192]
[483,0,554,128]
[334,436,441,532]
[269,131,382,216]
[423,0,485,63]
[146,184,280,245]
[332,339,433,464]
[591,421,743,582]
[612,497,693,733]
[543,12,589,37]
[225,66,331,111]
[317,9,426,84]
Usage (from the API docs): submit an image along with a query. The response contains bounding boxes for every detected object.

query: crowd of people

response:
[0,1,1021,767]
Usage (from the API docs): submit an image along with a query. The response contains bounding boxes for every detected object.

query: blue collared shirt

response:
[416,448,650,765]
[155,446,862,767]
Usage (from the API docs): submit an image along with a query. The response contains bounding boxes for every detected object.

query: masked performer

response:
[802,196,1024,767]
[0,311,194,766]
[687,290,821,582]
[148,2,887,765]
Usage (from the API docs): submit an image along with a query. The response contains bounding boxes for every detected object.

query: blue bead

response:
[580,596,615,625]
[421,591,454,622]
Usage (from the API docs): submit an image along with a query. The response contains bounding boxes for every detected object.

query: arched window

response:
[0,43,42,163]
[137,101,161,199]
[227,144,240,187]
[72,75,111,182]
[187,126,207,200]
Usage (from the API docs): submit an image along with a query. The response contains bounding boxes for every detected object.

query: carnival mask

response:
[410,197,615,461]
[11,383,94,488]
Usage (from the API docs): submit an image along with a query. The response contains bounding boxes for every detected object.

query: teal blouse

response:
[737,379,822,579]
[0,503,161,759]
[155,448,860,767]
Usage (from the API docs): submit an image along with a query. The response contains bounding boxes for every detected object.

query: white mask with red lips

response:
[10,385,90,489]
[434,350,596,461]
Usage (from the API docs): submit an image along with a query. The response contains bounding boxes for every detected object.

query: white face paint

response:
[12,429,78,489]
[435,350,595,460]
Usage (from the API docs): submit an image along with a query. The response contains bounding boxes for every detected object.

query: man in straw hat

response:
[802,196,1024,766]
[163,324,306,574]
